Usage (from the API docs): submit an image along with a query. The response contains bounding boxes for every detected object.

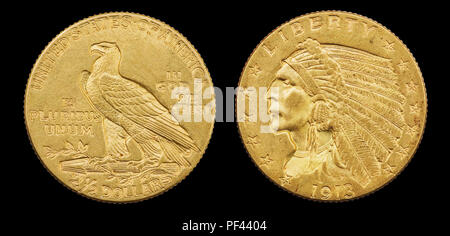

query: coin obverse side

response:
[237,11,426,201]
[25,12,215,202]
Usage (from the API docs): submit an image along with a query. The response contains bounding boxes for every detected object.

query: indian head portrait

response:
[266,37,408,190]
[235,12,429,200]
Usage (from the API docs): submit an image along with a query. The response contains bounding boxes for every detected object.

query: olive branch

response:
[43,140,180,187]
[43,140,89,159]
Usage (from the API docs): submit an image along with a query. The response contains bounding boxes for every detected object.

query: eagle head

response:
[90,42,120,56]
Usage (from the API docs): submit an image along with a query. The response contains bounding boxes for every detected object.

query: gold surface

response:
[24,12,214,202]
[237,11,426,201]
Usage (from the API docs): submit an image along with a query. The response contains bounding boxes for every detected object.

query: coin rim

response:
[236,10,428,202]
[24,11,216,203]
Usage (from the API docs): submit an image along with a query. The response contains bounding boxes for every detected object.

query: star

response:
[383,39,395,53]
[397,146,409,157]
[248,64,261,77]
[404,123,420,140]
[410,123,421,133]
[246,135,260,148]
[404,126,417,139]
[382,163,395,175]
[409,102,421,115]
[279,175,292,186]
[259,153,273,167]
[62,97,75,107]
[397,59,409,73]
[406,80,418,92]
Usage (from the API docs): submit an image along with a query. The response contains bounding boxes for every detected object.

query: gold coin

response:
[237,11,426,201]
[24,12,215,202]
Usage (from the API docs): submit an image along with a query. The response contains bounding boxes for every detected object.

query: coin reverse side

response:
[237,11,426,201]
[25,12,214,202]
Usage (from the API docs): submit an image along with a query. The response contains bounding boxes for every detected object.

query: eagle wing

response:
[98,74,199,166]
[103,118,131,159]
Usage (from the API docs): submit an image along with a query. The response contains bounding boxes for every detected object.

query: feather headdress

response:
[284,38,406,187]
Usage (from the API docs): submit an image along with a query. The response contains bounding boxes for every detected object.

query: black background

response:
[10,0,444,234]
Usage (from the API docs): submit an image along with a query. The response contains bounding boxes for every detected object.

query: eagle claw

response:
[127,158,159,171]
[88,155,116,170]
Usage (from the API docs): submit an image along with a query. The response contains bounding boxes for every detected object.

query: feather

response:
[159,137,191,167]
[323,45,392,68]
[345,98,401,148]
[287,40,407,187]
[343,72,405,107]
[103,119,131,158]
[91,73,198,168]
[334,126,371,187]
[335,117,382,187]
[345,85,405,127]
[99,74,199,152]
[82,45,199,169]
[320,44,405,146]
[342,118,381,177]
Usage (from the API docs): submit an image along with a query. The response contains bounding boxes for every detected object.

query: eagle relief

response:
[44,41,199,198]
[25,13,214,202]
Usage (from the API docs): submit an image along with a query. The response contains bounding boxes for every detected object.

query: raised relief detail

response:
[259,153,273,167]
[267,38,407,189]
[45,42,200,198]
[246,135,260,149]
[248,64,262,78]
[382,39,395,53]
[397,59,409,73]
[405,80,418,94]
[156,71,189,93]
[28,109,101,137]
[26,13,214,202]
